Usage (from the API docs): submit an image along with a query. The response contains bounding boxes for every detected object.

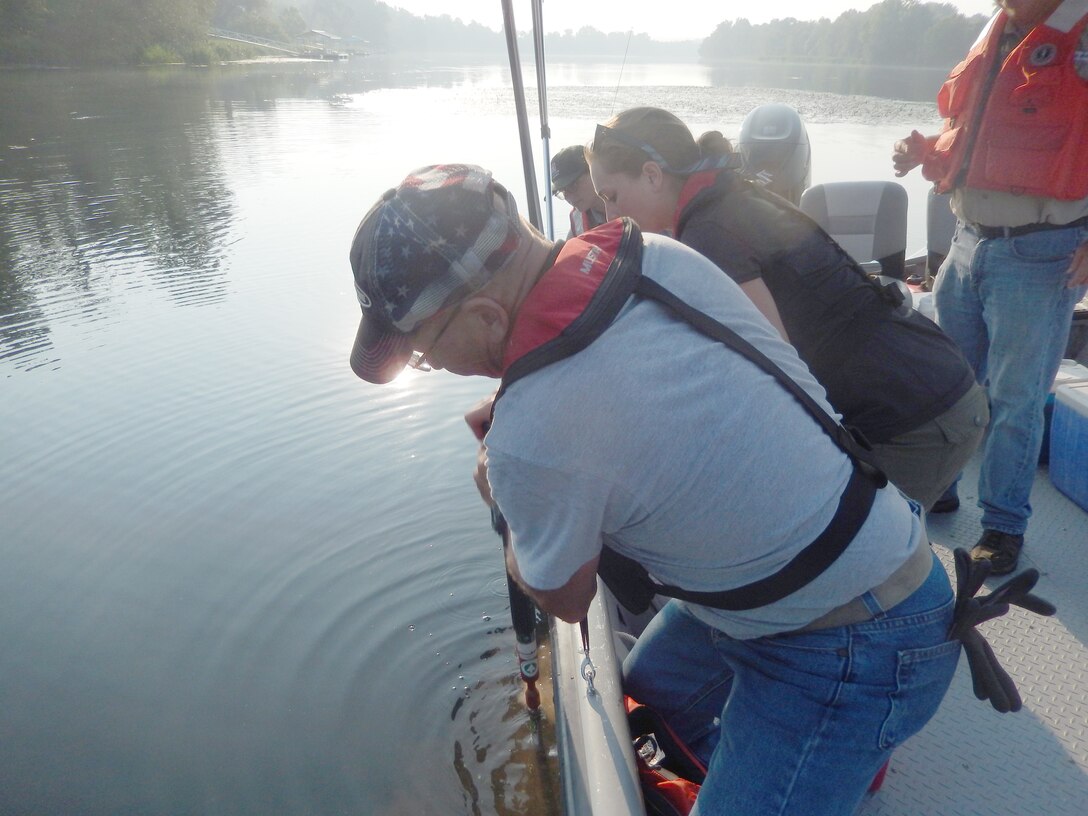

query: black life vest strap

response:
[591,276,885,613]
[634,276,887,486]
[497,219,645,402]
[598,467,874,612]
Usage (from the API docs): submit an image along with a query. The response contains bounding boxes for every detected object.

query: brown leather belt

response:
[968,214,1088,240]
[799,542,933,632]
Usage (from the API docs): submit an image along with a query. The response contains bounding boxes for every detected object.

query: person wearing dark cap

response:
[346,162,963,814]
[550,145,606,238]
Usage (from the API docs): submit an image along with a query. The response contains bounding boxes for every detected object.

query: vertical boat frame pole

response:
[530,0,555,240]
[500,0,543,232]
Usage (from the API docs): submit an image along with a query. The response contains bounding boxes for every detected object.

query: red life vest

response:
[672,170,720,228]
[501,220,627,371]
[922,3,1088,200]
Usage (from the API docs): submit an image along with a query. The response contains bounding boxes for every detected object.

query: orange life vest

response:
[922,2,1088,200]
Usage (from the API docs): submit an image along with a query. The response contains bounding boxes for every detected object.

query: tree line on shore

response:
[699,1,987,67]
[0,0,988,69]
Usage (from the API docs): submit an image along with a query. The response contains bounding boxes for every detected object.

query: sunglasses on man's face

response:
[555,179,583,201]
[408,302,463,372]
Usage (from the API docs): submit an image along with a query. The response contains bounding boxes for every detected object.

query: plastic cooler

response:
[1049,380,1088,512]
[1041,360,1088,465]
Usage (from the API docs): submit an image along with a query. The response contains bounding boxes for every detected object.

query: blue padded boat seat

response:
[800,181,909,280]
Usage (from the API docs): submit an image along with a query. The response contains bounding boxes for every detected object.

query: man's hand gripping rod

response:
[477,413,540,712]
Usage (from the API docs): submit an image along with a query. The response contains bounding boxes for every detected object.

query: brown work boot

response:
[969,529,1024,576]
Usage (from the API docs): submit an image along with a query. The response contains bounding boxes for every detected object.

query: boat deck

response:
[860,457,1088,815]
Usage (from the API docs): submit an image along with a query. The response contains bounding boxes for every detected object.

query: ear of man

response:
[460,295,510,339]
[459,294,512,374]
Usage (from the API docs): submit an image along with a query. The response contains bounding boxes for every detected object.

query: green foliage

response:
[205,39,263,61]
[216,3,289,41]
[184,42,216,66]
[1,0,216,66]
[182,37,267,65]
[0,0,53,64]
[278,6,307,39]
[699,0,989,70]
[139,43,182,65]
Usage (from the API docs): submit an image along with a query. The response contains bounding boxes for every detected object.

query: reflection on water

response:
[0,60,523,373]
[1,70,235,370]
[0,57,941,815]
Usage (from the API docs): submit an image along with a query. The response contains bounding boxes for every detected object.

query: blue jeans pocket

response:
[1007,227,1083,263]
[878,639,961,749]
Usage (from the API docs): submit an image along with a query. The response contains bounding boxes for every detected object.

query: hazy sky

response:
[386,1,997,42]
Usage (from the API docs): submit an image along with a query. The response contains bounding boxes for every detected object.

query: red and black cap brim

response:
[349,314,413,384]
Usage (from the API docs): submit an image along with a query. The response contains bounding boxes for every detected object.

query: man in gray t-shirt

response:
[344,163,960,814]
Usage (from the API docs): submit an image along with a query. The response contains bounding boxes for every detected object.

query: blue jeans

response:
[623,553,959,816]
[934,221,1088,535]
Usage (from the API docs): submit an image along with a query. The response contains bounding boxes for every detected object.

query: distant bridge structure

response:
[208,27,300,56]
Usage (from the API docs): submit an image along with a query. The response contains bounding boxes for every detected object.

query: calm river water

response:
[1,56,942,815]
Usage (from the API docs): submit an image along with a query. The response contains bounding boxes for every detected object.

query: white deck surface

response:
[860,458,1088,816]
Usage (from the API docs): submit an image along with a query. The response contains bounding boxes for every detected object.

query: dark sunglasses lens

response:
[593,123,608,150]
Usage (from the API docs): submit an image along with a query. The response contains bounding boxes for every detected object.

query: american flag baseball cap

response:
[348,164,522,383]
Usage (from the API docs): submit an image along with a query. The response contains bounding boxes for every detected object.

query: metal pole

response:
[530,0,555,240]
[500,0,542,231]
